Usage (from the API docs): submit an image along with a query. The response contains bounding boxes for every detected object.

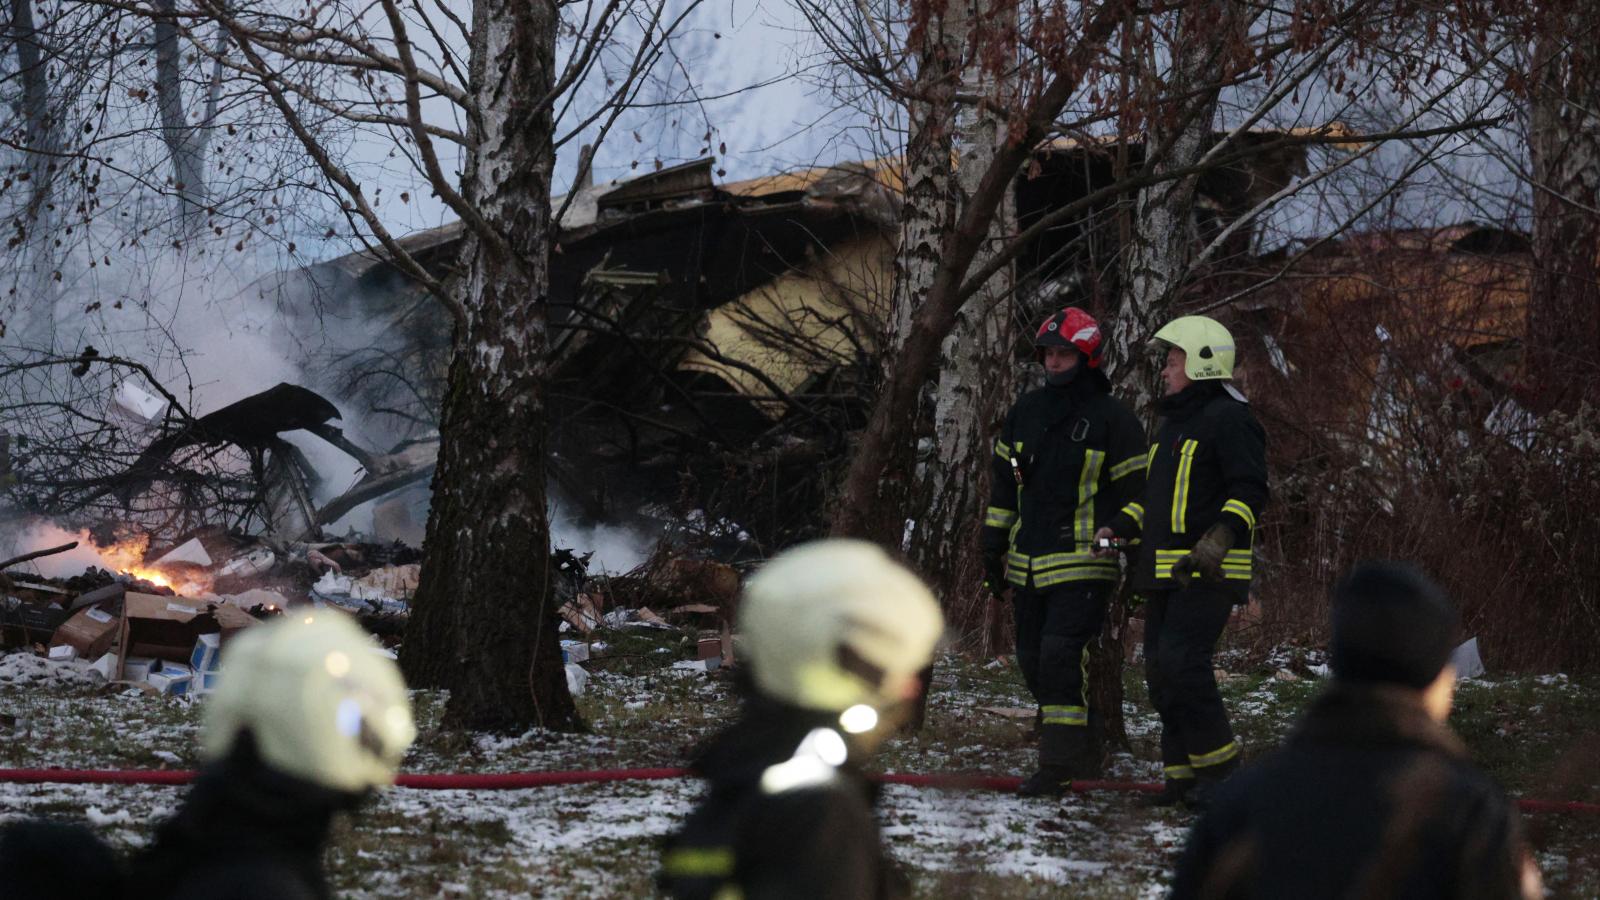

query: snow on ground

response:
[3,643,1597,898]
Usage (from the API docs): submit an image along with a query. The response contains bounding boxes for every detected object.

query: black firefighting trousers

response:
[1144,584,1240,781]
[1013,581,1111,752]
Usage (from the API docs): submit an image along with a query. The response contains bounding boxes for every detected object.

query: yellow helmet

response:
[739,539,943,714]
[203,612,416,794]
[1154,315,1236,380]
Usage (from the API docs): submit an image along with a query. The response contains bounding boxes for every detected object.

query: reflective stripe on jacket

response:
[1110,381,1267,597]
[982,372,1146,587]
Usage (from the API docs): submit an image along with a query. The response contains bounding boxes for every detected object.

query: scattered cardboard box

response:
[559,594,603,634]
[52,603,122,660]
[560,640,590,664]
[146,663,193,696]
[122,656,157,682]
[120,592,256,663]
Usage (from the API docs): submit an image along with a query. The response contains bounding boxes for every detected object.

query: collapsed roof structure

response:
[267,133,1321,547]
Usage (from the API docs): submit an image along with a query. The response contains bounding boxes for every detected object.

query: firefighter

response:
[126,612,416,900]
[981,307,1147,796]
[659,539,944,900]
[1095,314,1267,808]
[1171,562,1542,899]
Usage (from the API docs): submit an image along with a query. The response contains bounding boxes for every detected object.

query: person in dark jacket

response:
[1170,562,1542,900]
[1097,315,1268,807]
[982,307,1147,795]
[659,540,944,900]
[126,613,416,900]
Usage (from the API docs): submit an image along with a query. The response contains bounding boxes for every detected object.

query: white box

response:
[122,656,158,682]
[146,669,192,696]
[47,645,77,662]
[189,633,222,673]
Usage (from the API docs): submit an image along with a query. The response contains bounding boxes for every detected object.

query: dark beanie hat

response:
[1330,561,1460,689]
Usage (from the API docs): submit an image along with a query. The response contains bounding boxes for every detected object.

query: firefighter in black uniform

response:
[1096,314,1267,808]
[982,307,1147,796]
[659,539,943,900]
[1172,562,1543,899]
[127,613,416,900]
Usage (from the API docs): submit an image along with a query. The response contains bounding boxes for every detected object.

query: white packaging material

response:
[122,656,158,682]
[560,640,590,664]
[153,538,213,569]
[313,570,356,597]
[112,380,167,424]
[564,662,589,696]
[190,633,222,674]
[219,549,276,579]
[218,588,288,612]
[47,645,77,662]
[89,652,118,680]
[146,665,193,696]
[1451,637,1486,680]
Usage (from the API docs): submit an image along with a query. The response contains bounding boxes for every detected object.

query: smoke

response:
[0,521,122,580]
[548,492,659,576]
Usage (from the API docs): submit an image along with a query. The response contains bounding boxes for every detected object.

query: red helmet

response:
[1034,307,1103,368]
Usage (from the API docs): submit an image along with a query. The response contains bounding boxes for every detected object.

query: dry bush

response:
[1245,242,1600,673]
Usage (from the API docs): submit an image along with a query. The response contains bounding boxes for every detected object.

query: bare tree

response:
[134,0,705,731]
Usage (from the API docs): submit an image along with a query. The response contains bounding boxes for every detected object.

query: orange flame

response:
[97,534,212,596]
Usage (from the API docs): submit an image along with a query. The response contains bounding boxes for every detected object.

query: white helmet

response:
[203,612,416,794]
[739,539,944,714]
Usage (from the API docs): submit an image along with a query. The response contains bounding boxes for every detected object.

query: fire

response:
[97,534,213,596]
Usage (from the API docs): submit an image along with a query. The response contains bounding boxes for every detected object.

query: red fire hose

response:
[0,767,1596,814]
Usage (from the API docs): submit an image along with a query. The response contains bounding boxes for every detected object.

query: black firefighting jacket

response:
[126,735,350,900]
[1172,684,1534,900]
[1107,380,1267,599]
[982,371,1147,589]
[659,698,904,900]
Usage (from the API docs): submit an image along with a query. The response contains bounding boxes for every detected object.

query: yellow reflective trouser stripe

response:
[1146,443,1158,470]
[1164,764,1195,780]
[1221,499,1256,530]
[1074,450,1105,544]
[663,846,736,878]
[1109,453,1147,481]
[1171,439,1198,533]
[1190,741,1240,768]
[985,506,1018,529]
[994,439,1012,461]
[1122,502,1145,529]
[1041,704,1088,726]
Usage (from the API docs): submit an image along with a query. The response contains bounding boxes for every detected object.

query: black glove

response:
[982,550,1008,596]
[1171,523,1236,587]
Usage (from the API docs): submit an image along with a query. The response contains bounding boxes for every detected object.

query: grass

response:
[3,627,1597,898]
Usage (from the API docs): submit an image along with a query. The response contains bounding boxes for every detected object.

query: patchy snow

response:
[0,650,101,687]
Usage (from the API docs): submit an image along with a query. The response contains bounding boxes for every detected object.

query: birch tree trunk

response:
[1095,0,1234,751]
[5,0,60,344]
[153,0,208,236]
[1529,26,1600,408]
[863,0,964,559]
[400,0,579,732]
[909,0,1017,623]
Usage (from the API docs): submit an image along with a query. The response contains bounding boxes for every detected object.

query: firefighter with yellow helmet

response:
[1096,315,1268,809]
[128,612,416,898]
[659,539,944,900]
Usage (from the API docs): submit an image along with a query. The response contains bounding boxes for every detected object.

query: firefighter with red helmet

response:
[981,307,1147,795]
